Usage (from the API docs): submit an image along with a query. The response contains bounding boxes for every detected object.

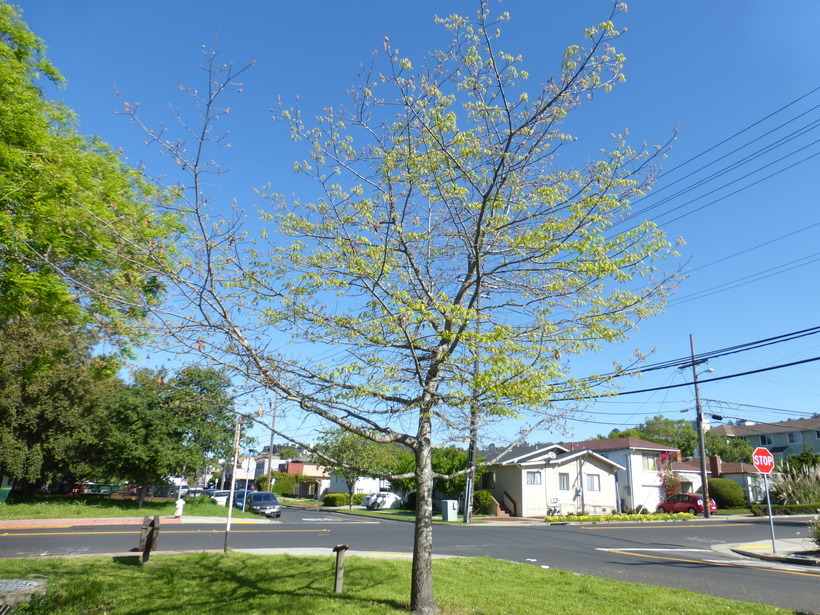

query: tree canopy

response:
[313,428,396,508]
[0,316,236,494]
[0,3,176,346]
[601,414,752,462]
[0,315,114,485]
[101,367,236,499]
[118,2,677,611]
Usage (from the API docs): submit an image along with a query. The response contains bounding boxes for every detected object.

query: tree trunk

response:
[411,413,438,614]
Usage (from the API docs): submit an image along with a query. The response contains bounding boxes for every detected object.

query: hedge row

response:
[750,502,820,516]
[544,512,694,523]
[322,493,365,506]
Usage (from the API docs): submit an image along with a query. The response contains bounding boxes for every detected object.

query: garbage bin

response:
[441,499,458,522]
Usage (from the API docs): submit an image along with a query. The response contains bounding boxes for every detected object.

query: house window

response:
[816,430,820,439]
[642,453,659,471]
[559,473,570,491]
[482,472,496,490]
[586,474,601,492]
[759,434,773,446]
[526,471,542,486]
[787,432,802,444]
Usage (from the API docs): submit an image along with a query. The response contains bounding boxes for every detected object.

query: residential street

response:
[1,509,817,613]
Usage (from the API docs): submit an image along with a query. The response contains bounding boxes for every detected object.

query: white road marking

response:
[597,548,710,553]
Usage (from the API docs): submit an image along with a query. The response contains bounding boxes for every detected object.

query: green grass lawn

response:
[3,552,797,615]
[0,494,259,520]
[717,507,753,516]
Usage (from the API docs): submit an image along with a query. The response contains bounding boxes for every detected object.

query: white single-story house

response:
[481,444,623,517]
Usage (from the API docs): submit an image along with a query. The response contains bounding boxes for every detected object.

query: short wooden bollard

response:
[332,544,349,594]
[139,515,161,565]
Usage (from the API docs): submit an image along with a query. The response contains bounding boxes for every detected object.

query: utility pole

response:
[224,415,242,553]
[689,334,711,519]
[266,393,278,492]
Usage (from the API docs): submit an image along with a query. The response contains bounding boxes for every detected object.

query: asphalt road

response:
[1,510,817,613]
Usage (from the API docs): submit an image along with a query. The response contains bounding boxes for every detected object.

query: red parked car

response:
[656,493,717,515]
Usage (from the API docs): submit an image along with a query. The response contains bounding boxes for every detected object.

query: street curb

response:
[730,547,820,566]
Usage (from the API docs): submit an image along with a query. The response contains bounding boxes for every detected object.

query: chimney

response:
[709,455,722,477]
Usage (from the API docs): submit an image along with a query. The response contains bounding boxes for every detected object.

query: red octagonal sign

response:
[752,447,775,474]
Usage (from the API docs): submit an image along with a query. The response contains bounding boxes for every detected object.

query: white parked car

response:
[209,490,232,506]
[365,491,402,510]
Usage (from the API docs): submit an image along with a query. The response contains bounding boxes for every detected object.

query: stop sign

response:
[752,447,775,474]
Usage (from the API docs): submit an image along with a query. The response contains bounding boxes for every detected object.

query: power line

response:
[564,355,820,401]
[659,86,820,178]
[571,325,820,384]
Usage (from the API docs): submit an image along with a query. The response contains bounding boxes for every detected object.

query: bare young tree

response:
[119,3,677,612]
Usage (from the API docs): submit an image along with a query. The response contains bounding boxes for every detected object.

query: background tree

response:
[120,3,677,611]
[101,366,235,505]
[704,430,752,463]
[783,448,820,472]
[0,315,116,489]
[602,415,752,462]
[604,416,698,456]
[278,446,301,460]
[389,447,486,502]
[314,428,396,509]
[0,3,175,347]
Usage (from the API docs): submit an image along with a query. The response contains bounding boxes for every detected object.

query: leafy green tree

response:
[783,448,820,472]
[389,447,487,499]
[0,4,175,346]
[606,416,698,456]
[0,314,116,488]
[101,367,235,505]
[314,429,396,509]
[603,415,752,462]
[705,430,752,463]
[123,4,676,611]
[278,446,300,459]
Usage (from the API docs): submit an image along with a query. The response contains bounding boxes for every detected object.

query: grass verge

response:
[3,552,797,615]
[0,494,258,520]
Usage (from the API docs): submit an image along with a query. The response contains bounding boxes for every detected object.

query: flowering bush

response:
[658,451,682,497]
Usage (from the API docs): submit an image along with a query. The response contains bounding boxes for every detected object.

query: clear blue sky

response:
[15,1,820,448]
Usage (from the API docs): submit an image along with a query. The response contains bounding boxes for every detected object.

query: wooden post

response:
[332,544,349,594]
[140,516,161,565]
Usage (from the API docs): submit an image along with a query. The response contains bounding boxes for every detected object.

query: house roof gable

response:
[564,437,679,453]
[712,417,820,437]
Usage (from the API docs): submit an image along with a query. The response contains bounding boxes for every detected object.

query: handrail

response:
[502,491,517,517]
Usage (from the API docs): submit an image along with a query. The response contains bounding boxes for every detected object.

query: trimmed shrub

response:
[811,518,820,549]
[544,512,693,523]
[473,489,494,513]
[750,502,820,516]
[323,493,350,506]
[707,478,745,508]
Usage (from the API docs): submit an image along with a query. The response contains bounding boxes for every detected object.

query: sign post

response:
[752,447,777,554]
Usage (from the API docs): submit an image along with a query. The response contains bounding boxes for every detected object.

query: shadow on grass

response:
[112,555,143,567]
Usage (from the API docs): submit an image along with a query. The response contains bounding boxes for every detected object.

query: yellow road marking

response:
[606,548,820,578]
[582,523,755,530]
